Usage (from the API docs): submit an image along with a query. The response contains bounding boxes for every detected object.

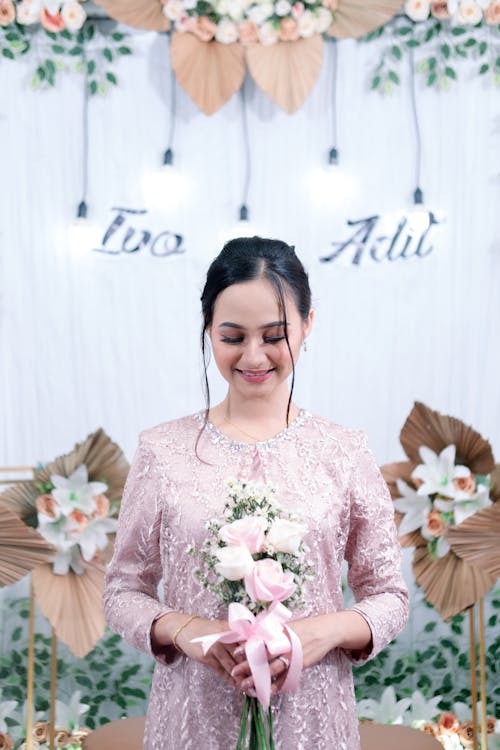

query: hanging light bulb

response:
[406,187,433,234]
[68,201,101,254]
[220,204,262,245]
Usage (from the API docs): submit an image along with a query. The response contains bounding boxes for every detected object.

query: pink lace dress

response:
[103,411,408,750]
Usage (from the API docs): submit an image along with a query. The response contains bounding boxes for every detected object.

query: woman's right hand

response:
[152,613,243,688]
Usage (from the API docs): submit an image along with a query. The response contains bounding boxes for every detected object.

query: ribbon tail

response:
[191,629,242,655]
[246,638,271,711]
[281,625,303,695]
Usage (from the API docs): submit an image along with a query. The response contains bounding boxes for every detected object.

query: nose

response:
[239,337,267,369]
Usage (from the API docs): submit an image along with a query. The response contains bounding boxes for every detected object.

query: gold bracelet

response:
[172,614,199,654]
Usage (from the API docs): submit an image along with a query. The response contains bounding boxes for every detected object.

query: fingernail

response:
[230,666,238,678]
[234,646,245,656]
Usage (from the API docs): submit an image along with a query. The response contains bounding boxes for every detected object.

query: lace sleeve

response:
[103,436,176,663]
[344,434,409,663]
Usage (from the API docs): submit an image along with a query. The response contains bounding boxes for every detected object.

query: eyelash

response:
[220,336,286,345]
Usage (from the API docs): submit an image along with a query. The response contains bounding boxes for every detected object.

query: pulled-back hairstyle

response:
[198,236,311,454]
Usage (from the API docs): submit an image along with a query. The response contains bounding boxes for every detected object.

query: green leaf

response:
[440,43,450,59]
[51,44,66,54]
[85,23,95,41]
[445,66,456,79]
[60,29,73,40]
[391,45,402,60]
[12,626,22,642]
[428,56,437,70]
[396,26,412,36]
[371,75,381,90]
[45,59,55,75]
[2,48,15,60]
[5,32,20,42]
[479,41,487,56]
[406,39,420,48]
[388,70,400,84]
[87,59,96,75]
[36,65,46,81]
[424,27,435,42]
[76,30,84,44]
[112,32,125,41]
[118,46,132,55]
[89,79,98,95]
[75,675,93,689]
[427,72,437,86]
[103,47,113,62]
[106,72,118,85]
[464,37,476,47]
[451,26,466,35]
[424,622,437,633]
[69,45,83,56]
[479,63,490,74]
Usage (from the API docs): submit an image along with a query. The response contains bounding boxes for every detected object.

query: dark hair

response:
[198,236,311,451]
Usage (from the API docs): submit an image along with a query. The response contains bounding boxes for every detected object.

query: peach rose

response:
[485,0,500,23]
[54,729,72,747]
[36,493,59,519]
[193,15,217,41]
[279,17,299,40]
[421,722,439,737]
[238,19,259,44]
[32,723,49,743]
[438,712,460,734]
[430,1,450,18]
[0,0,15,25]
[458,721,475,747]
[0,734,14,750]
[487,716,496,733]
[321,0,337,9]
[424,509,447,537]
[93,493,110,518]
[40,8,65,31]
[70,509,88,529]
[453,474,476,496]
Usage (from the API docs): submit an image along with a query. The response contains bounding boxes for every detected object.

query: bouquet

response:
[393,444,492,560]
[190,478,311,750]
[34,464,118,576]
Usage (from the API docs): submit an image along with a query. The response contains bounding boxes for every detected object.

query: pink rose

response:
[0,0,15,26]
[291,2,304,18]
[219,516,267,554]
[438,712,460,734]
[193,15,217,41]
[40,8,65,32]
[238,19,259,44]
[279,17,299,41]
[485,0,500,24]
[430,1,450,18]
[245,558,296,602]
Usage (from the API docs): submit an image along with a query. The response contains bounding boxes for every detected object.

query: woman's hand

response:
[232,611,372,695]
[151,613,244,688]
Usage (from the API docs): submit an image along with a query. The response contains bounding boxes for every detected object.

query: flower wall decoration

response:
[0,429,129,657]
[382,402,500,621]
[404,0,500,25]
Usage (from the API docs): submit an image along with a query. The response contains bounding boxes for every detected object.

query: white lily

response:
[411,445,470,499]
[452,485,491,525]
[51,465,108,516]
[393,480,432,535]
[55,691,89,732]
[0,691,18,733]
[357,686,411,724]
[78,517,118,562]
[407,690,443,724]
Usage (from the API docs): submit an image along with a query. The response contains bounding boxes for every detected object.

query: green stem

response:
[236,695,250,750]
[268,705,275,750]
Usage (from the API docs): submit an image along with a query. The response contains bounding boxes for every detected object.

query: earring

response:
[303,339,307,352]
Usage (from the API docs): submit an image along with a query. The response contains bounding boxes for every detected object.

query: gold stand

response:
[26,580,36,750]
[469,599,488,750]
[50,628,58,750]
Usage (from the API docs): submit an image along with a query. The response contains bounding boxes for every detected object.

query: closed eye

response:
[264,336,285,343]
[221,336,244,344]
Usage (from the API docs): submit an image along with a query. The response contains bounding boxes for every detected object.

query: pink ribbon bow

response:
[191,601,303,710]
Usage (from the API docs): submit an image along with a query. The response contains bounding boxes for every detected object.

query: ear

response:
[303,309,314,339]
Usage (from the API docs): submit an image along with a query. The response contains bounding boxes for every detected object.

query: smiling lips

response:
[236,369,275,383]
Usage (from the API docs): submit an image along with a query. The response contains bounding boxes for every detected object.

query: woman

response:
[103,236,409,749]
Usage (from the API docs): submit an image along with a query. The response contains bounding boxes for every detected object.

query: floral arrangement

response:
[0,0,86,32]
[190,478,310,749]
[34,464,118,576]
[0,690,90,750]
[161,0,335,45]
[394,444,492,560]
[358,687,500,749]
[404,0,500,25]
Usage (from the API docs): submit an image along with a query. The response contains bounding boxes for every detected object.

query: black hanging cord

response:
[163,53,177,166]
[77,48,89,218]
[239,81,251,221]
[328,38,339,166]
[408,48,423,205]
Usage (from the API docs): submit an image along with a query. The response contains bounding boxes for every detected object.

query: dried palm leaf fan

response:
[91,0,171,31]
[381,402,498,621]
[170,32,246,115]
[0,505,55,586]
[328,0,404,39]
[245,36,323,114]
[0,429,129,657]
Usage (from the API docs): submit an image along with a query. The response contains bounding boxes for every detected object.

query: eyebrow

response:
[218,321,287,330]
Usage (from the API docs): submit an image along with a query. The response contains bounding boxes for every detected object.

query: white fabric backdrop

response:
[1,29,499,469]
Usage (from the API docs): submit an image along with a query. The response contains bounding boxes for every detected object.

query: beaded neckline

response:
[193,409,311,451]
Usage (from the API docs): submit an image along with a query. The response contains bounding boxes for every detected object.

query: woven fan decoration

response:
[382,402,500,621]
[93,0,403,113]
[0,429,129,657]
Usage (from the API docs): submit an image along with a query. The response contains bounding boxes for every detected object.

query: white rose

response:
[314,6,332,32]
[258,19,280,43]
[275,0,292,15]
[214,545,254,580]
[61,1,86,30]
[163,0,185,21]
[16,1,40,23]
[248,2,274,24]
[297,9,315,35]
[404,0,430,20]
[455,0,483,23]
[215,18,239,41]
[266,519,308,555]
[183,0,197,8]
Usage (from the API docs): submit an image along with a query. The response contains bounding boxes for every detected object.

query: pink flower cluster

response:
[0,1,87,31]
